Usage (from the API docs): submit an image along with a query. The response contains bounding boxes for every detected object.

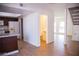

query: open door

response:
[40,15,48,48]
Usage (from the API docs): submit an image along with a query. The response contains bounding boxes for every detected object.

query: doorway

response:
[54,17,65,48]
[40,15,47,48]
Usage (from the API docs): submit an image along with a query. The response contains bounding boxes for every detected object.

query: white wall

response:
[23,12,40,47]
[66,9,73,36]
[47,12,54,43]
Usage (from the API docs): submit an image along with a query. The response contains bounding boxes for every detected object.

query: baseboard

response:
[24,40,40,48]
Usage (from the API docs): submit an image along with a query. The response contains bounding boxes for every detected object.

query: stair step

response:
[69,7,79,10]
[70,10,79,14]
[72,21,79,25]
[72,16,79,18]
[72,18,79,20]
[72,14,79,17]
[73,20,79,21]
[71,13,79,16]
[69,6,79,25]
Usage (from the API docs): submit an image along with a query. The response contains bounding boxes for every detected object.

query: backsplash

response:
[0,25,9,35]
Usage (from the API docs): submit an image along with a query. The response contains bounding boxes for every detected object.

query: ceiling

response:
[0,12,21,17]
[1,3,78,13]
[0,3,54,12]
[0,3,78,17]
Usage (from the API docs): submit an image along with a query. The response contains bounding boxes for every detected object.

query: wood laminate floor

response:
[16,35,79,56]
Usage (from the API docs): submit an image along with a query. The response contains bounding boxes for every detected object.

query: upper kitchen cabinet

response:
[0,16,19,33]
[0,20,4,25]
[9,21,19,34]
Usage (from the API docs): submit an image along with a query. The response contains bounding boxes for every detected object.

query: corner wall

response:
[47,12,54,43]
[23,12,40,47]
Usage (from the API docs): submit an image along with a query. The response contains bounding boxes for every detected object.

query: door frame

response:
[39,15,48,44]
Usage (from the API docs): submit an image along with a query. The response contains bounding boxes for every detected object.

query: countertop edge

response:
[0,34,20,38]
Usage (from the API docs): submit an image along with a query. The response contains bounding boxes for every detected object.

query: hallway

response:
[17,39,66,56]
[14,35,79,56]
[54,34,65,55]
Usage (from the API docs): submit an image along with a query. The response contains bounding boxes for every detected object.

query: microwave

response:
[0,20,4,25]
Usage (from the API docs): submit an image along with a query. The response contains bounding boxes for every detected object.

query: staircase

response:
[69,6,79,25]
[69,6,79,41]
[67,7,79,55]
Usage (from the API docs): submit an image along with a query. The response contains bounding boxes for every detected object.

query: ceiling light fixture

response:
[20,3,23,7]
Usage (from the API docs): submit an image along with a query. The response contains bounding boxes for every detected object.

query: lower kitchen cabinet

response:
[0,36,18,53]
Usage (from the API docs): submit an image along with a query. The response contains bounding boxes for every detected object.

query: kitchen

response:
[0,12,22,56]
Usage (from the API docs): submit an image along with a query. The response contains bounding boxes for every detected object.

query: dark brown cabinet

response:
[0,36,18,53]
[0,16,18,33]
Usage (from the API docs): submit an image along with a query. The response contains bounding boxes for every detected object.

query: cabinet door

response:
[0,20,4,25]
[0,38,4,53]
[2,36,18,52]
[0,38,2,52]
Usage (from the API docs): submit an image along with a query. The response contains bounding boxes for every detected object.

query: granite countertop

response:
[0,33,20,38]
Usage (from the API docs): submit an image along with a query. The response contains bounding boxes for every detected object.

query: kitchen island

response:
[0,33,19,55]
